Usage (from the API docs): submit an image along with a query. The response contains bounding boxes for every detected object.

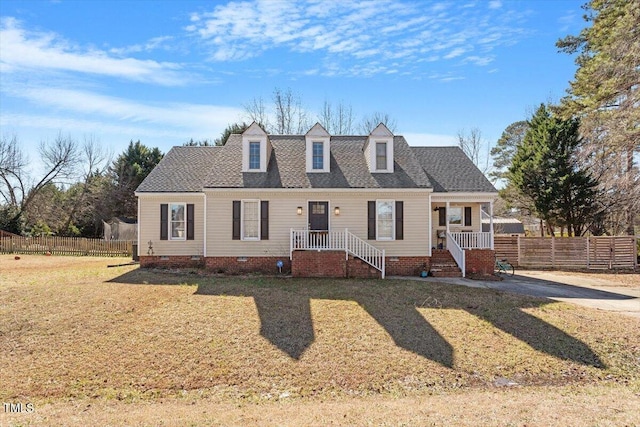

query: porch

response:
[289,228,494,279]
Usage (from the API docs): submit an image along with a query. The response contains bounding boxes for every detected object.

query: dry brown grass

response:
[544,270,640,287]
[1,255,639,426]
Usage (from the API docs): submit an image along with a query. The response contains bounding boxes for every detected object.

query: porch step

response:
[430,249,463,277]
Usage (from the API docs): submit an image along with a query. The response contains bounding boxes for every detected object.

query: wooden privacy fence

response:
[0,236,132,257]
[494,236,637,270]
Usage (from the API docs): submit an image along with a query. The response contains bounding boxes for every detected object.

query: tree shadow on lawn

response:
[109,270,605,368]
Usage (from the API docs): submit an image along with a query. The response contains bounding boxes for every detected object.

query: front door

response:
[308,201,329,231]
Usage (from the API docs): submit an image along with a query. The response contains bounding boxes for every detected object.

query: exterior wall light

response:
[334,206,340,215]
[297,206,303,215]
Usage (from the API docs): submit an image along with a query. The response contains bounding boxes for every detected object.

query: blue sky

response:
[0,0,584,166]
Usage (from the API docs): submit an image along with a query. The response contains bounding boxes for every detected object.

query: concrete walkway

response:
[391,271,640,318]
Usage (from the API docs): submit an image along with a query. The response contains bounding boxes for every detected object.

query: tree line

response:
[0,136,162,237]
[488,0,638,237]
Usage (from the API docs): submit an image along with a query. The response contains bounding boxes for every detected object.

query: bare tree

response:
[359,112,398,134]
[458,128,491,175]
[272,87,310,134]
[319,100,355,135]
[60,136,111,234]
[0,134,28,206]
[243,96,271,130]
[0,133,79,233]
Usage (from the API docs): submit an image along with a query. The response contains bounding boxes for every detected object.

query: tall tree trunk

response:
[625,148,635,235]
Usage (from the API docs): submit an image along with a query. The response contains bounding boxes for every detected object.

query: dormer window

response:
[305,123,331,173]
[365,123,394,173]
[312,141,324,170]
[376,142,387,170]
[249,141,261,170]
[242,122,270,172]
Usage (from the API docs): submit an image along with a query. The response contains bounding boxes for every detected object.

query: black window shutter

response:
[368,201,376,240]
[464,206,472,227]
[260,201,269,240]
[187,204,195,240]
[160,204,168,240]
[395,201,403,240]
[232,201,241,240]
[438,207,446,226]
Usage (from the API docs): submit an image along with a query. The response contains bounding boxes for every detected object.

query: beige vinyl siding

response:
[138,194,205,256]
[206,191,431,257]
[430,202,483,248]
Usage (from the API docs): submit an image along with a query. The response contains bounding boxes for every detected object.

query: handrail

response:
[290,229,385,278]
[448,231,493,249]
[446,232,466,278]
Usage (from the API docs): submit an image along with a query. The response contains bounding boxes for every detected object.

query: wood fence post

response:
[551,236,555,268]
[586,237,590,269]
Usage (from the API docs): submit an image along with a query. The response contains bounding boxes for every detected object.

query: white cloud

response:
[185,0,529,78]
[8,85,243,130]
[489,1,502,9]
[0,17,188,86]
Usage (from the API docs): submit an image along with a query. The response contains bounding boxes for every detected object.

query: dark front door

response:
[308,201,329,231]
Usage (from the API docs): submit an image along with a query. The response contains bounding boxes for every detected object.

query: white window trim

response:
[312,141,324,170]
[241,199,261,241]
[248,141,261,170]
[169,202,187,241]
[376,199,395,241]
[305,137,330,173]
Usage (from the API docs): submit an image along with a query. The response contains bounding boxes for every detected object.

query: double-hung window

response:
[249,141,260,170]
[376,142,387,170]
[170,203,186,240]
[242,200,260,240]
[312,141,324,170]
[448,207,462,225]
[376,200,394,240]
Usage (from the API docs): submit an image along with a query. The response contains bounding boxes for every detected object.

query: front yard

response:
[1,255,639,426]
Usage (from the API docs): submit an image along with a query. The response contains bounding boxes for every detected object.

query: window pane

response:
[249,142,260,169]
[170,204,185,239]
[376,142,387,170]
[448,207,462,225]
[312,203,325,215]
[312,141,323,169]
[243,201,259,239]
[377,201,393,239]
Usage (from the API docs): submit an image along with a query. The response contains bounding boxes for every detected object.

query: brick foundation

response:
[385,256,431,276]
[205,256,291,275]
[139,255,205,269]
[347,256,381,278]
[291,250,346,278]
[465,249,495,276]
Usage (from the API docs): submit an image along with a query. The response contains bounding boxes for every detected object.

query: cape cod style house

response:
[135,123,498,278]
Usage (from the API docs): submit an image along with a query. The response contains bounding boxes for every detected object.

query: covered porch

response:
[429,194,497,277]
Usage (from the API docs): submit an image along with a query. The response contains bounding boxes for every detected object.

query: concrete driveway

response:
[393,271,640,318]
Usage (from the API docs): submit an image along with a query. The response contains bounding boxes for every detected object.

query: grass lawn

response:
[1,255,639,426]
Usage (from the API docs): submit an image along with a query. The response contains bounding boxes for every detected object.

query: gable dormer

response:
[364,123,394,173]
[305,123,331,173]
[242,122,270,172]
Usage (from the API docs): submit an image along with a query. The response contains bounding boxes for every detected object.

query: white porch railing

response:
[290,229,385,278]
[446,232,466,278]
[448,231,493,249]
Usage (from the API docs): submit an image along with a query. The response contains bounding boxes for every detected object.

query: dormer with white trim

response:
[305,123,331,173]
[242,122,271,172]
[364,123,394,173]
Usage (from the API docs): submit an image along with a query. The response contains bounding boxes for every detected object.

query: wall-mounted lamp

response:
[334,206,340,216]
[297,206,303,215]
[433,206,440,212]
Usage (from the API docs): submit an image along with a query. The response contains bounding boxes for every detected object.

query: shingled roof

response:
[136,146,221,192]
[411,146,496,192]
[136,136,496,193]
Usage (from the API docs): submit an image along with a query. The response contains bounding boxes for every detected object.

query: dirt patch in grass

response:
[1,255,639,425]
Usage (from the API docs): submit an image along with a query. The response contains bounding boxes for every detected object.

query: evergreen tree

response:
[508,105,599,236]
